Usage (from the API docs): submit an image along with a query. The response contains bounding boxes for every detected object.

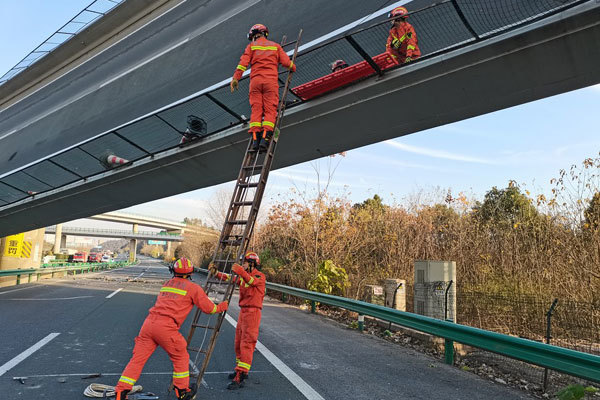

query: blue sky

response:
[2,1,600,228]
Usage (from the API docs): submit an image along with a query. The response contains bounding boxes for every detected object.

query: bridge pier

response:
[52,224,67,254]
[129,239,137,263]
[0,228,45,286]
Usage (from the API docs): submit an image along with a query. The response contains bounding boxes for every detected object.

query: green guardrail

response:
[0,262,133,284]
[199,268,600,383]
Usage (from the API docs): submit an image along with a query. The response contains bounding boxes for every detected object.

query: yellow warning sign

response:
[3,233,24,258]
[21,241,32,258]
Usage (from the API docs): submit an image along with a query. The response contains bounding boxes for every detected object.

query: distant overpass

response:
[45,225,184,241]
[0,1,599,236]
[89,211,188,231]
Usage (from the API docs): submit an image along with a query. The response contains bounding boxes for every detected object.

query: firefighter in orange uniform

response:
[209,251,266,390]
[231,24,296,151]
[386,6,421,64]
[114,258,228,400]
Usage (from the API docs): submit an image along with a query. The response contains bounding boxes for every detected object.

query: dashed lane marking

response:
[0,333,61,376]
[0,286,38,295]
[224,314,325,400]
[106,288,123,299]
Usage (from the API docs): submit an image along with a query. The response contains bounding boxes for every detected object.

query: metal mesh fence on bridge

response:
[0,0,591,206]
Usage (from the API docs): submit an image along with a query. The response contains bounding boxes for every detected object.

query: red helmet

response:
[244,251,260,265]
[388,6,408,19]
[248,24,269,41]
[173,257,194,275]
[330,59,349,73]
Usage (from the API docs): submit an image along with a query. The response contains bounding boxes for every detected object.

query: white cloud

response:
[384,140,495,164]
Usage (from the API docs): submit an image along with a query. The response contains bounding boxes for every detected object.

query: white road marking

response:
[0,333,61,376]
[105,288,123,298]
[1,296,92,301]
[0,286,38,295]
[99,38,189,88]
[224,314,325,400]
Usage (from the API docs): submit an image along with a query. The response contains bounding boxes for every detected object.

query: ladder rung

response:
[243,165,263,170]
[227,220,248,225]
[192,324,214,329]
[187,347,207,354]
[233,201,254,206]
[213,259,236,264]
[221,239,242,245]
[238,182,260,188]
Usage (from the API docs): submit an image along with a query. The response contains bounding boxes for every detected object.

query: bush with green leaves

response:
[308,260,350,296]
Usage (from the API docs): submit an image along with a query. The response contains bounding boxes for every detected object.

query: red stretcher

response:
[291,52,397,101]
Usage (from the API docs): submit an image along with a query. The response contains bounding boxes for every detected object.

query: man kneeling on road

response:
[209,251,266,390]
[114,258,228,400]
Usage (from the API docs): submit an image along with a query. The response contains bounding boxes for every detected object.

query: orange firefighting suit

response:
[115,277,227,392]
[216,265,266,373]
[233,36,295,139]
[386,21,421,64]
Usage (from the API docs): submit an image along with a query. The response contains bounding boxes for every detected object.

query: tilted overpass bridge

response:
[0,0,599,236]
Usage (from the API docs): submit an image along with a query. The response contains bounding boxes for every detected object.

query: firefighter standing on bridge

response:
[386,6,421,64]
[113,258,228,400]
[230,24,296,151]
[209,251,266,390]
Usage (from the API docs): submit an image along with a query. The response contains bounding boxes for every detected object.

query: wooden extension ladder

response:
[184,30,302,389]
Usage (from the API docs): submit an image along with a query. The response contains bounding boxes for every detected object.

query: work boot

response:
[251,137,261,152]
[228,371,237,379]
[227,371,248,390]
[114,389,130,400]
[174,383,197,400]
[259,130,273,151]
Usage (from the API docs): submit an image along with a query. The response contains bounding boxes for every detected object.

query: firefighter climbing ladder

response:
[185,30,302,388]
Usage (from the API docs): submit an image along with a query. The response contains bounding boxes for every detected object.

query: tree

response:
[584,192,600,230]
[473,185,539,227]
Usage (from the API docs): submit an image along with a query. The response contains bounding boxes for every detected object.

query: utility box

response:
[384,279,406,311]
[361,285,385,306]
[414,261,456,322]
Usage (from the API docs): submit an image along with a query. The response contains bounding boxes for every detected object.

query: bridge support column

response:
[53,224,63,254]
[0,228,45,287]
[129,239,137,263]
[132,223,139,234]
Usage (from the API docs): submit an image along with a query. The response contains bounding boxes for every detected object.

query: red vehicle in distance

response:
[88,253,103,263]
[73,252,87,263]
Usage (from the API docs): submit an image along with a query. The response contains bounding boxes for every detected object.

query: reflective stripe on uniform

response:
[237,361,251,371]
[160,287,187,296]
[119,376,136,385]
[173,371,190,378]
[262,121,274,128]
[289,61,294,69]
[209,304,217,314]
[237,64,247,71]
[251,45,277,51]
[247,277,255,285]
[407,45,416,50]
[249,122,262,128]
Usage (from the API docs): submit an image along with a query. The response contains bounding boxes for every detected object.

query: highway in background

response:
[0,256,532,399]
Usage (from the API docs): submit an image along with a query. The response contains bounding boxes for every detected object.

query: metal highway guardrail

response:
[198,268,600,383]
[0,261,133,284]
[0,0,592,207]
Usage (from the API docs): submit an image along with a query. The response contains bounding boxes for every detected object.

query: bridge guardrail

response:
[198,268,600,383]
[0,261,133,284]
[0,0,592,207]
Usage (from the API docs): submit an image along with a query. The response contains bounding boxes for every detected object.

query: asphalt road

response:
[0,0,434,176]
[0,256,534,399]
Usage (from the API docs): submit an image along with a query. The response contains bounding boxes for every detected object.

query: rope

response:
[83,383,143,398]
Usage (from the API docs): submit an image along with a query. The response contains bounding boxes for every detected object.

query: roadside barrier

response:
[198,268,600,383]
[0,261,134,285]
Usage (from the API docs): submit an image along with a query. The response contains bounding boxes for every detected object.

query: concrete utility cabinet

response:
[361,285,385,306]
[414,261,456,322]
[384,279,406,311]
